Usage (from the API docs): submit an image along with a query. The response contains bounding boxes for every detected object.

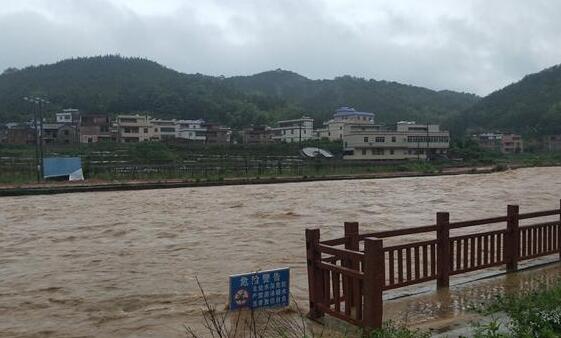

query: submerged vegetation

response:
[472,280,561,337]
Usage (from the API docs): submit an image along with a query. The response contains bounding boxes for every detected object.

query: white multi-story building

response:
[56,109,80,124]
[317,107,375,141]
[343,121,450,160]
[273,116,314,143]
[116,114,160,143]
[176,119,207,142]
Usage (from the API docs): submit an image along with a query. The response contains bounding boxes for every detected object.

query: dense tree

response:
[0,55,479,129]
[454,64,561,137]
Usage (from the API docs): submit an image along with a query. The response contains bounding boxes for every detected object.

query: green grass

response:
[473,280,561,337]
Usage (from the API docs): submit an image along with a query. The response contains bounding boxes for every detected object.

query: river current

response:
[1,167,560,337]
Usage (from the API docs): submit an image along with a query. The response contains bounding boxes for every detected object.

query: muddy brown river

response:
[1,167,561,337]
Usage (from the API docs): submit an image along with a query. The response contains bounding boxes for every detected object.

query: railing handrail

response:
[519,209,561,219]
[320,207,561,245]
[317,243,365,261]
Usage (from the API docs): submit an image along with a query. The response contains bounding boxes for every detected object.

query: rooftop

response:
[334,106,374,118]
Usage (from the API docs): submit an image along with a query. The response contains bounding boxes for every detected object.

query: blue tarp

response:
[44,157,82,179]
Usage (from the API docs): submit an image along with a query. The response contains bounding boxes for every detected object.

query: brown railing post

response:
[558,199,561,261]
[344,222,360,251]
[506,205,520,272]
[305,228,324,319]
[344,222,359,306]
[363,238,384,330]
[436,212,450,288]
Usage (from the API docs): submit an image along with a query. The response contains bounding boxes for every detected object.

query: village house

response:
[272,116,314,143]
[204,123,232,144]
[79,114,112,143]
[473,133,524,154]
[544,135,561,151]
[150,119,178,140]
[317,107,375,141]
[116,115,160,143]
[176,119,206,142]
[6,126,36,145]
[42,123,78,144]
[343,121,450,160]
[241,126,274,145]
[56,109,80,125]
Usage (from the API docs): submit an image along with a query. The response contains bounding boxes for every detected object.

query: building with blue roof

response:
[317,107,376,141]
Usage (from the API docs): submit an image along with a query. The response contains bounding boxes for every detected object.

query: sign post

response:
[229,268,290,310]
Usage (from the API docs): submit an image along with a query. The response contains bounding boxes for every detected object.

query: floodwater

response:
[1,167,560,337]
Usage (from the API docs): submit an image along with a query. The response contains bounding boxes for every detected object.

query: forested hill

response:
[0,55,479,128]
[453,64,561,135]
[0,56,295,128]
[226,70,479,125]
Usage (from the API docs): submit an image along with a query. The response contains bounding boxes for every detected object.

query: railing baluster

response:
[332,271,340,312]
[477,236,483,266]
[455,240,461,272]
[389,250,395,286]
[430,243,436,277]
[490,233,496,264]
[548,224,553,252]
[532,227,537,256]
[497,233,502,262]
[406,248,412,282]
[398,249,403,283]
[422,245,428,278]
[463,238,469,269]
[470,237,476,268]
[324,270,331,306]
[483,235,489,264]
[521,228,527,258]
[536,227,543,254]
[414,246,420,280]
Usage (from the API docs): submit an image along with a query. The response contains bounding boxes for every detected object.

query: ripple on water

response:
[0,167,560,336]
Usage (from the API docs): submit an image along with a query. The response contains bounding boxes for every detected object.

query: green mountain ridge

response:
[0,55,481,130]
[454,64,561,136]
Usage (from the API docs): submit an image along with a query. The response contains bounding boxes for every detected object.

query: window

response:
[144,128,148,133]
[375,137,385,143]
[154,128,158,132]
[372,148,384,155]
[390,150,394,155]
[364,137,369,143]
[362,149,367,155]
[391,136,396,142]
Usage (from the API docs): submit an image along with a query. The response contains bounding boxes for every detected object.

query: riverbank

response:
[0,163,522,196]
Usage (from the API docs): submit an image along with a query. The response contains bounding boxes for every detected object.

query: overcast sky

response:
[1,0,560,96]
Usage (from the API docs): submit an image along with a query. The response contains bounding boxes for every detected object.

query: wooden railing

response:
[305,201,561,330]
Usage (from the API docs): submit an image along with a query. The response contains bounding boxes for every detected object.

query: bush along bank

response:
[473,280,561,337]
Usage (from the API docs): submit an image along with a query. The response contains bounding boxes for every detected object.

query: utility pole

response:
[23,96,49,181]
[23,97,41,183]
[38,99,46,180]
[426,122,430,161]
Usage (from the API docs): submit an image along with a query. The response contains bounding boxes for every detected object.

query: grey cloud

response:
[1,0,561,95]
